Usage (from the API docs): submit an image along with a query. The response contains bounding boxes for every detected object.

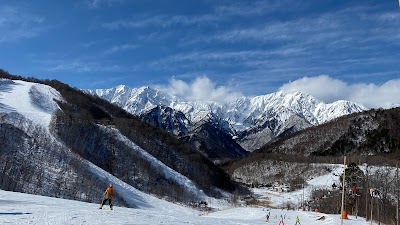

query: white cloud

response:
[85,0,126,8]
[215,0,303,17]
[150,48,307,70]
[101,0,299,30]
[0,6,45,43]
[279,75,400,109]
[156,76,243,103]
[102,17,162,29]
[104,44,137,55]
[102,14,219,30]
[45,61,122,73]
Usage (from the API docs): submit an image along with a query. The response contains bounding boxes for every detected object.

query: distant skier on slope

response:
[295,215,301,225]
[100,183,115,210]
[278,215,285,225]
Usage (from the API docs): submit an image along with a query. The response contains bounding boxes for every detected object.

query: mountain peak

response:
[137,86,152,92]
[115,84,129,92]
[89,85,366,151]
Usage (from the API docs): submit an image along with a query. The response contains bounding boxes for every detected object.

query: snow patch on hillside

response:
[0,79,62,128]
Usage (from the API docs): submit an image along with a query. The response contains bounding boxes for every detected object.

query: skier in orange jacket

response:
[100,183,115,210]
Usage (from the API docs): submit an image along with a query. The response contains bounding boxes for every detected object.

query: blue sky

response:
[0,0,399,108]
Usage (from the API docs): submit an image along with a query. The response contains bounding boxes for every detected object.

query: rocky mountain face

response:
[139,105,190,136]
[138,106,248,161]
[87,85,366,156]
[180,121,248,163]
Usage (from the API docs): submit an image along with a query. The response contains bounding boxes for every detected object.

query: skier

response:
[266,211,270,222]
[295,216,301,225]
[100,183,115,210]
[278,215,285,225]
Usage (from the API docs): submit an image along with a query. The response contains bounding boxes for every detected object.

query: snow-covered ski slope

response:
[0,79,62,128]
[87,160,202,214]
[0,189,378,225]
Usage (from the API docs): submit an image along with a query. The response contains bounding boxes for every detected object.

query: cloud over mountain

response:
[156,76,243,103]
[279,75,400,109]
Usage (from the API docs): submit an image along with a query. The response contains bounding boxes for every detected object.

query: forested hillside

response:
[256,107,400,157]
[228,107,400,195]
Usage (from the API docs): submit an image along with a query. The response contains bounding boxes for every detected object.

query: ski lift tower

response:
[340,156,348,225]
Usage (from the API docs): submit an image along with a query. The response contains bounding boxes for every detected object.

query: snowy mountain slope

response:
[0,188,378,225]
[85,160,202,214]
[0,79,115,204]
[105,126,208,198]
[0,78,236,208]
[0,79,62,128]
[90,85,174,115]
[0,79,191,208]
[87,86,365,151]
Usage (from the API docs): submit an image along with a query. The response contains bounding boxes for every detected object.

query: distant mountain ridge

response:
[87,85,366,152]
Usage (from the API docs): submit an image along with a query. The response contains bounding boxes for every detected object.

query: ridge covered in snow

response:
[87,85,366,151]
[88,86,365,130]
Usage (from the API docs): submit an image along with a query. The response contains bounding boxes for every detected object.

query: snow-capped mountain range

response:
[87,85,366,151]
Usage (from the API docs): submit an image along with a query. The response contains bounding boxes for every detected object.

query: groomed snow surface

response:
[0,189,378,225]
